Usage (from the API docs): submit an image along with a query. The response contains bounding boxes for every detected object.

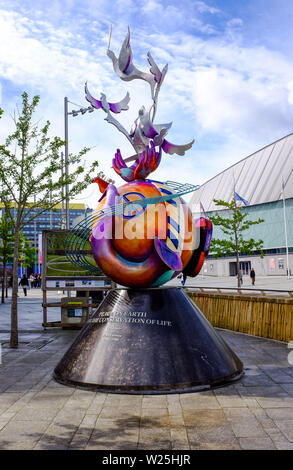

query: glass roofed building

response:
[190,133,293,277]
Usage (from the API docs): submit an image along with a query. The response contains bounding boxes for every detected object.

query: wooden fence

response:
[187,291,293,343]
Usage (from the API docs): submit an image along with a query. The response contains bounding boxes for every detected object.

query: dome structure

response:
[190,133,293,211]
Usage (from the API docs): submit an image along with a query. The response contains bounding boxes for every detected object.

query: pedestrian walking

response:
[250,267,256,286]
[179,273,187,287]
[29,274,34,289]
[19,274,29,296]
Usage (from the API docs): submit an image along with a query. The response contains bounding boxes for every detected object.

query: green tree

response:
[0,211,14,303]
[0,92,102,347]
[209,198,264,287]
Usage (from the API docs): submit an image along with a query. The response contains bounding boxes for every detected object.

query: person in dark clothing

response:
[179,272,187,287]
[182,272,187,286]
[250,267,256,286]
[19,274,29,296]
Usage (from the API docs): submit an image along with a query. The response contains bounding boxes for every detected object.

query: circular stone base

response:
[53,288,243,394]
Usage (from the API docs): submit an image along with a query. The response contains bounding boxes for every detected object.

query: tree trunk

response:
[4,261,8,300]
[1,261,7,303]
[1,272,4,304]
[235,230,241,288]
[10,229,20,348]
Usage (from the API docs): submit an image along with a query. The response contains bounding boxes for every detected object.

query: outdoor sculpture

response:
[55,27,243,393]
[66,26,212,287]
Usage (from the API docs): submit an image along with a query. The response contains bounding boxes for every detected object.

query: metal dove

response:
[85,82,130,114]
[129,106,195,157]
[107,27,167,100]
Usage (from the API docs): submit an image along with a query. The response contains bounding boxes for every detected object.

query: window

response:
[278,258,284,270]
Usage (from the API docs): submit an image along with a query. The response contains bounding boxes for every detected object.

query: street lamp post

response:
[63,98,95,299]
[49,191,53,230]
[64,98,94,230]
[61,151,65,229]
[64,97,70,230]
[34,194,37,274]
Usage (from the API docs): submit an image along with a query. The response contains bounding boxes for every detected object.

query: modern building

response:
[0,203,90,242]
[190,133,293,277]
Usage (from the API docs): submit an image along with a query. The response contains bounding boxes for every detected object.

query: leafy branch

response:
[0,92,104,347]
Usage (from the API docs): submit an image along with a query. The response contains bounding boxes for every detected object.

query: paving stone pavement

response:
[0,325,292,450]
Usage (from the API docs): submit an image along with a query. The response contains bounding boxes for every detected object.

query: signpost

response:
[42,229,113,328]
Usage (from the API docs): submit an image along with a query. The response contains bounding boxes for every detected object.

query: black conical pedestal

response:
[53,288,243,393]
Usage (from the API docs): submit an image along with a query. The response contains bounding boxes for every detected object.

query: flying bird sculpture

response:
[85,26,195,179]
[85,82,130,114]
[107,27,167,101]
[129,105,194,157]
[147,52,168,85]
[85,82,135,148]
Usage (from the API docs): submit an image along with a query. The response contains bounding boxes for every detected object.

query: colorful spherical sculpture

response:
[89,169,212,288]
[91,179,188,287]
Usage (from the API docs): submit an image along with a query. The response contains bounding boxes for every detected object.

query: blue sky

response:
[1,0,293,208]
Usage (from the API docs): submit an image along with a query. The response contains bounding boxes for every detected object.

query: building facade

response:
[0,203,90,242]
[190,133,293,277]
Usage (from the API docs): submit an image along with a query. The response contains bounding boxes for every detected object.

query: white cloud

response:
[191,66,293,138]
[194,1,220,15]
[142,0,163,14]
[0,10,108,94]
[1,2,293,209]
[147,31,293,143]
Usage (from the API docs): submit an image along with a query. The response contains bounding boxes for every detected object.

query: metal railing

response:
[183,285,293,298]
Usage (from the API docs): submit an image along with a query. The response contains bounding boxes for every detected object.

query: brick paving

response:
[0,325,292,450]
[0,288,293,450]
